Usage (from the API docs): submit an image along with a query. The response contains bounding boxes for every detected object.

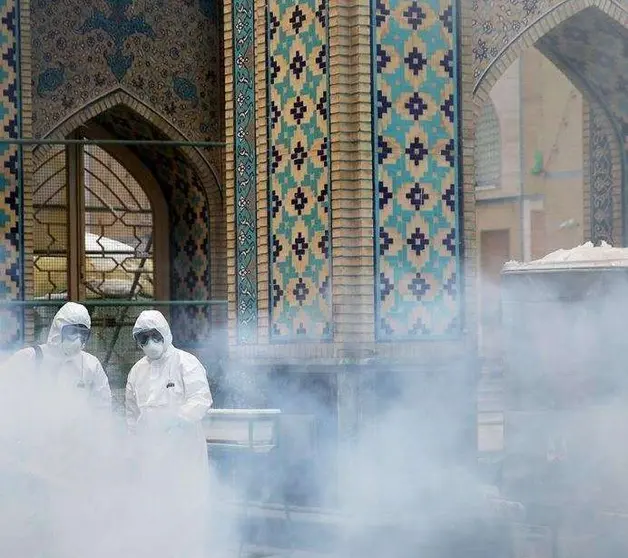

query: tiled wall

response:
[31,0,222,144]
[373,0,462,340]
[226,0,471,359]
[27,0,226,336]
[266,0,332,342]
[0,0,24,347]
[0,0,226,349]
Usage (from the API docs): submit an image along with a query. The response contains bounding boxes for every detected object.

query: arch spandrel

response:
[471,0,563,89]
[31,0,222,145]
[473,0,628,101]
[32,88,222,199]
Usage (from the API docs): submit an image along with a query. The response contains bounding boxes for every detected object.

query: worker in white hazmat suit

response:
[0,302,112,557]
[125,310,213,557]
[2,302,111,409]
[125,309,213,435]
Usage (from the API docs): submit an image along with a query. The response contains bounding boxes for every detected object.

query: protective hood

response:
[47,302,91,346]
[132,310,173,351]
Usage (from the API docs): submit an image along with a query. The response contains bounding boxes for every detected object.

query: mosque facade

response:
[0,0,625,432]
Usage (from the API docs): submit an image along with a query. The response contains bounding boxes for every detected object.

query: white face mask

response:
[142,340,165,360]
[61,338,83,357]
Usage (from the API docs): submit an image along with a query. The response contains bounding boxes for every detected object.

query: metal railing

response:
[0,138,226,147]
[0,299,228,399]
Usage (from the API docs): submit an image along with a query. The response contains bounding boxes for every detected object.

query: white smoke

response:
[7,253,628,558]
[0,365,241,558]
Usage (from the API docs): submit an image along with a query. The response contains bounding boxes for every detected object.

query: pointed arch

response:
[473,0,628,105]
[27,88,227,308]
[32,87,222,200]
[29,121,171,301]
[471,0,628,245]
[80,122,171,300]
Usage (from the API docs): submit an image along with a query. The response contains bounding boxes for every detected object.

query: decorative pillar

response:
[372,0,462,341]
[265,0,332,342]
[583,99,623,246]
[226,0,466,360]
[0,0,28,348]
[226,0,259,345]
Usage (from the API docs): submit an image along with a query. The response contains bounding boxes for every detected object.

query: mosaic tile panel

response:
[0,0,23,347]
[475,100,501,187]
[373,0,461,340]
[94,107,214,345]
[267,0,332,341]
[31,0,222,144]
[233,0,257,344]
[589,103,615,245]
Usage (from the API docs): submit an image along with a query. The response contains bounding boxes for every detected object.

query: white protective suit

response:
[125,310,213,557]
[125,310,213,434]
[3,302,111,409]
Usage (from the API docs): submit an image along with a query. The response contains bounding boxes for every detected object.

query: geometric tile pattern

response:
[267,0,332,341]
[373,0,461,339]
[0,0,23,347]
[31,0,222,145]
[588,102,615,245]
[475,100,501,188]
[233,0,257,345]
[94,107,214,346]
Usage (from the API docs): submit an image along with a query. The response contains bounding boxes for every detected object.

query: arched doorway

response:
[30,92,224,307]
[84,105,225,353]
[29,99,226,394]
[471,3,628,455]
[472,5,628,359]
[472,3,628,251]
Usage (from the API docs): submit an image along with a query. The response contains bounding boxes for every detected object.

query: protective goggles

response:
[133,329,164,347]
[61,324,91,343]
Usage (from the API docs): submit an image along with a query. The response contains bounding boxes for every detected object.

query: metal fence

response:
[0,133,228,399]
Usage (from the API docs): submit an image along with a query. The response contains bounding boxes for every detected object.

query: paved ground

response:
[216,501,339,556]
[219,499,511,558]
[241,546,331,558]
